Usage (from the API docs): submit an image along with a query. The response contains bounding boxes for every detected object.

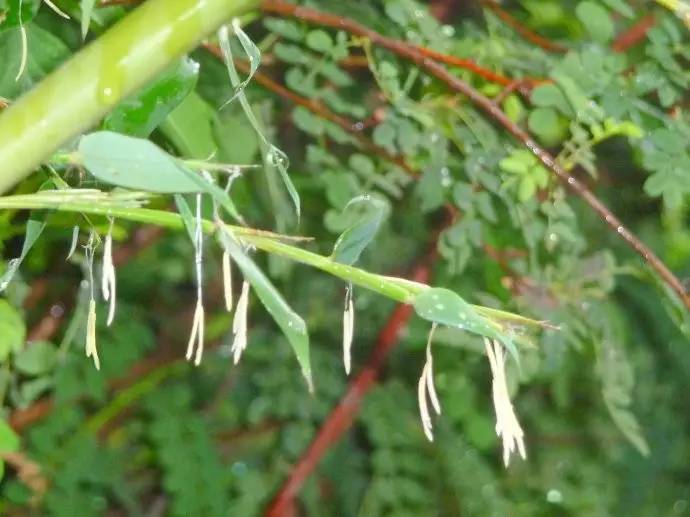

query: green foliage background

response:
[0,0,689,515]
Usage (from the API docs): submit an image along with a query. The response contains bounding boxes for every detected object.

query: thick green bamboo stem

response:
[0,0,259,195]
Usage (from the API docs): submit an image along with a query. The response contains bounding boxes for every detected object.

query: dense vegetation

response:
[0,0,689,515]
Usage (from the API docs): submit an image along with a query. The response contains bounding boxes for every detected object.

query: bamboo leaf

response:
[104,57,200,137]
[80,131,243,221]
[80,0,97,38]
[174,194,196,243]
[0,218,45,293]
[217,24,301,220]
[413,287,519,363]
[218,227,312,390]
[79,131,201,193]
[332,195,387,265]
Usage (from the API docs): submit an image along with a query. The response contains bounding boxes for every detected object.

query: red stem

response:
[612,14,656,53]
[260,1,543,95]
[479,0,568,53]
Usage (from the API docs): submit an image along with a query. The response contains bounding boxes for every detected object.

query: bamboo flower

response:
[186,195,206,366]
[484,338,527,467]
[342,285,355,375]
[85,299,99,370]
[231,280,250,364]
[101,221,117,326]
[417,324,440,441]
[186,299,205,366]
[222,250,233,312]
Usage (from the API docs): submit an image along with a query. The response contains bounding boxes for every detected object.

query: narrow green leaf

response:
[104,57,200,137]
[218,228,312,390]
[233,18,261,84]
[174,194,196,243]
[413,287,519,362]
[80,0,97,38]
[331,195,387,265]
[0,218,45,293]
[218,24,301,220]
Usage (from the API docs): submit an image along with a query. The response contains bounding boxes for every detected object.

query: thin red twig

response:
[479,0,568,53]
[612,14,656,53]
[262,0,690,312]
[265,251,435,516]
[429,0,462,23]
[260,1,543,95]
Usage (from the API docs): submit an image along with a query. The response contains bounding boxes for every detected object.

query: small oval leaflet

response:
[79,131,201,193]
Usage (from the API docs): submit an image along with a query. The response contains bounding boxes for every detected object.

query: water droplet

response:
[441,25,455,37]
[414,9,424,18]
[103,87,113,97]
[50,304,64,318]
[440,166,451,187]
[567,177,575,185]
[430,133,439,143]
[548,233,558,242]
[546,489,563,504]
[673,500,688,514]
[459,313,467,320]
[231,462,248,476]
[617,226,624,234]
[353,121,364,131]
[435,304,445,310]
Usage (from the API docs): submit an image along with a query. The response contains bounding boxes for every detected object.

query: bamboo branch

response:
[0,0,260,195]
[261,0,690,311]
